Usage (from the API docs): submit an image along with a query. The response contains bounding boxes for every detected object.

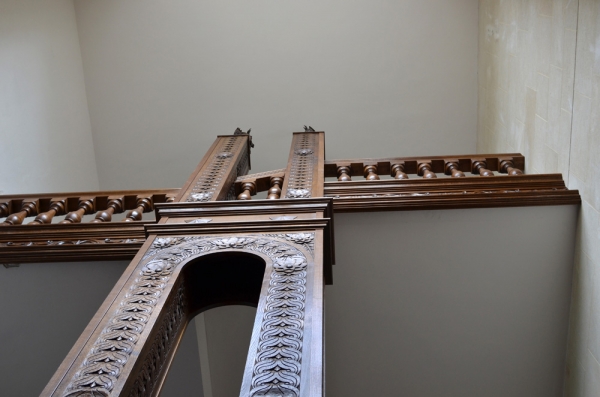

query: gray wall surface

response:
[0,0,99,195]
[0,261,128,396]
[326,206,578,396]
[73,0,478,190]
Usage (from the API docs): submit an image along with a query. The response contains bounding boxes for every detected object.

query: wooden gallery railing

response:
[0,130,578,397]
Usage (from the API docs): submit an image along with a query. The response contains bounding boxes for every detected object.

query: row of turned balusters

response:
[336,159,523,181]
[237,176,283,200]
[0,196,173,226]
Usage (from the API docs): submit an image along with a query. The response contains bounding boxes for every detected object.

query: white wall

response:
[73,0,478,190]
[327,206,577,397]
[0,0,99,194]
[477,1,600,394]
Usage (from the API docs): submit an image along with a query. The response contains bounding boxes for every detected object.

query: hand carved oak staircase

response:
[0,131,579,397]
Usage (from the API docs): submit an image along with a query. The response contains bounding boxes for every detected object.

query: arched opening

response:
[160,251,266,396]
[182,250,267,316]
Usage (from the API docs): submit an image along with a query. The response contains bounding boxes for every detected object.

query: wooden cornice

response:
[0,222,148,264]
[0,153,581,264]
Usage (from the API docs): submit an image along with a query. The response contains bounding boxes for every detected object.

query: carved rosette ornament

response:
[63,233,313,397]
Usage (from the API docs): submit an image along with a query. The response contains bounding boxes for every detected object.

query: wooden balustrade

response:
[1,200,38,226]
[234,168,285,200]
[29,199,66,225]
[324,154,525,180]
[0,190,179,226]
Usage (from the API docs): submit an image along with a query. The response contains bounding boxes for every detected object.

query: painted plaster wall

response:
[478,0,600,394]
[0,0,99,194]
[73,0,478,191]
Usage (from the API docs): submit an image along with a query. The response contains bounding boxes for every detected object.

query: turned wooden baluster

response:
[29,200,66,225]
[445,161,465,178]
[123,197,153,222]
[472,160,494,177]
[418,162,437,179]
[60,199,95,224]
[91,198,123,223]
[364,165,380,180]
[0,202,9,218]
[1,201,38,226]
[237,181,256,200]
[499,159,524,175]
[267,177,283,199]
[337,166,352,181]
[391,163,409,179]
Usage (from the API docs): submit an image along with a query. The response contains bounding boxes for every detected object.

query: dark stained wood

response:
[324,154,525,177]
[176,134,252,202]
[364,165,380,180]
[267,176,283,199]
[417,162,437,179]
[444,160,465,178]
[336,165,352,181]
[10,129,579,397]
[237,181,256,200]
[391,163,409,179]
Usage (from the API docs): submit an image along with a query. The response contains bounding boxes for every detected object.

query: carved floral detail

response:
[185,136,242,203]
[286,189,310,198]
[64,233,313,397]
[294,148,313,156]
[285,134,316,199]
[189,192,213,202]
[185,218,213,224]
[0,239,139,247]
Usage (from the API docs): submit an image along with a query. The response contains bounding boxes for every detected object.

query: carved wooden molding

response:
[281,132,325,199]
[58,233,315,397]
[177,135,251,203]
[0,222,147,264]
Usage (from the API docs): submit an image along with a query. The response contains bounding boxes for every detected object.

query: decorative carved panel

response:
[60,233,315,397]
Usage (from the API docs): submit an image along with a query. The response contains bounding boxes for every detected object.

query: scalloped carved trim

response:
[63,233,313,397]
